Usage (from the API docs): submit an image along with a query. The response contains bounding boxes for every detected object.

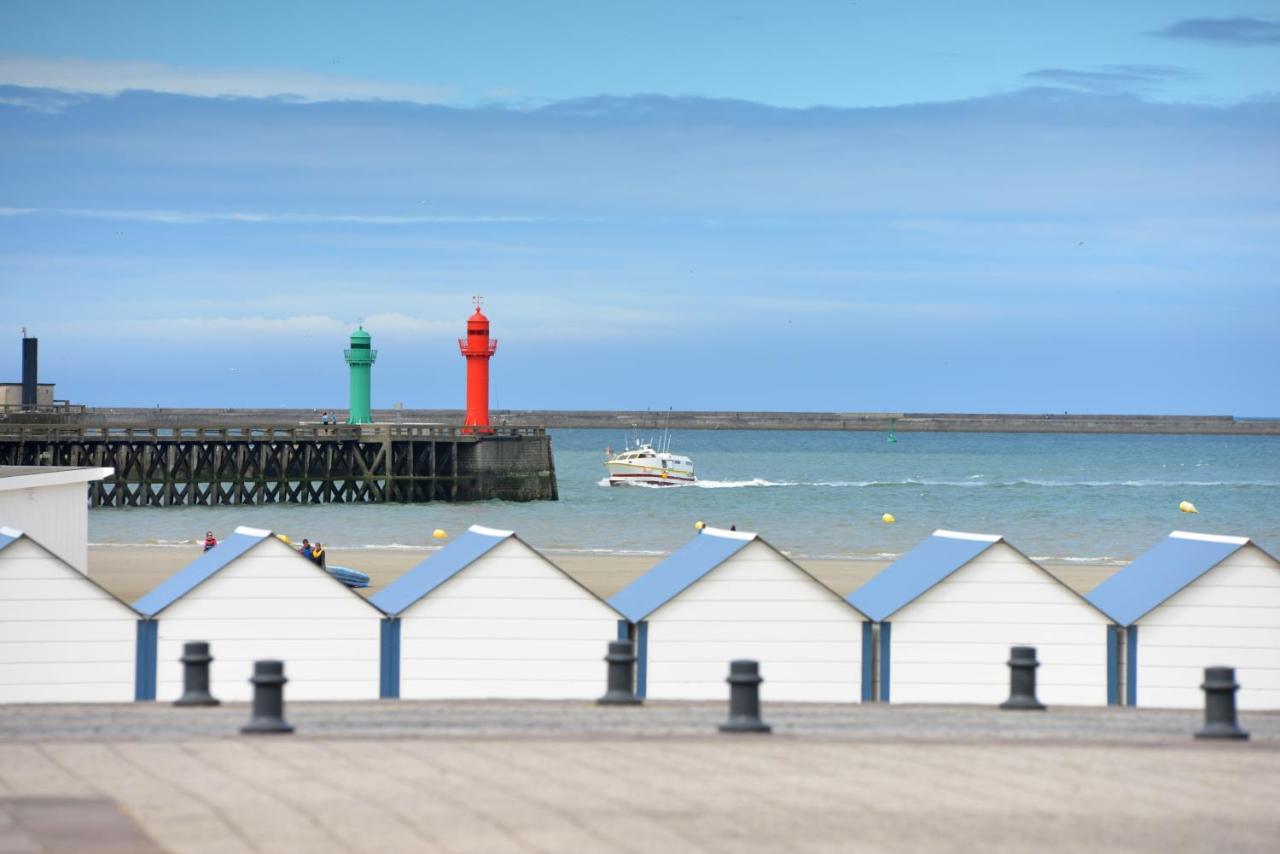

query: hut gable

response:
[847,529,998,622]
[133,526,384,702]
[374,525,623,700]
[853,530,1112,706]
[1088,532,1279,710]
[610,528,868,703]
[1085,531,1249,626]
[370,525,512,615]
[607,527,756,623]
[0,526,139,703]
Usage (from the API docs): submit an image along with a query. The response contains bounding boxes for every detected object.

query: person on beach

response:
[203,531,217,552]
[298,538,311,557]
[310,541,326,569]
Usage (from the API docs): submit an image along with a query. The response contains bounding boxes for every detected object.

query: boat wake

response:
[597,477,1275,490]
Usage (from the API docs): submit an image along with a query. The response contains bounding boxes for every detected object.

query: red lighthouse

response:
[458,297,498,433]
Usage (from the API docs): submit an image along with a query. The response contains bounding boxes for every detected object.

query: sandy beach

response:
[88,545,1121,604]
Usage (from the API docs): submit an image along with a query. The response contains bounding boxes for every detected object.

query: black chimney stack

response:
[21,333,37,409]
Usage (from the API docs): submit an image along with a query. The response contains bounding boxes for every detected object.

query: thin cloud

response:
[1155,16,1280,46]
[0,56,454,104]
[3,207,550,225]
[1023,65,1195,94]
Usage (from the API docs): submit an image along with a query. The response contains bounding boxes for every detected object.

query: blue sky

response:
[1,1,1277,414]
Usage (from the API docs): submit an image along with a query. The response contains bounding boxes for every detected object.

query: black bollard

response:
[999,646,1046,711]
[719,660,771,734]
[597,640,643,706]
[174,641,220,707]
[1194,667,1249,740]
[240,660,294,735]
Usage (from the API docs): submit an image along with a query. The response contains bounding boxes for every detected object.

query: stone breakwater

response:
[81,408,1280,434]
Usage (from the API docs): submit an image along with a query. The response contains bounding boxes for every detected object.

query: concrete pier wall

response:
[78,408,1280,435]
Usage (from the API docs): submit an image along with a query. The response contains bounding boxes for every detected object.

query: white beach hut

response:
[848,530,1114,706]
[0,526,139,703]
[132,526,385,702]
[1086,531,1280,710]
[0,466,114,574]
[607,527,870,702]
[370,525,623,699]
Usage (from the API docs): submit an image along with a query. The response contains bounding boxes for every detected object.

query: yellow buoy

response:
[694,520,706,531]
[882,513,896,524]
[275,533,292,545]
[1179,500,1198,514]
[432,528,448,539]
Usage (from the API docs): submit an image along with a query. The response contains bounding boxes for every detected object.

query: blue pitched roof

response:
[0,525,139,613]
[369,525,510,616]
[848,530,1001,622]
[132,526,272,617]
[0,526,20,552]
[607,527,760,622]
[1085,531,1252,626]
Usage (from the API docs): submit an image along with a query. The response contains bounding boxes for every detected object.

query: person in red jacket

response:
[202,531,218,552]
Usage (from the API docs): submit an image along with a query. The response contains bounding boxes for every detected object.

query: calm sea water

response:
[88,429,1280,563]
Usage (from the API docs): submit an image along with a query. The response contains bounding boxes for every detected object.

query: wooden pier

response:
[0,422,558,506]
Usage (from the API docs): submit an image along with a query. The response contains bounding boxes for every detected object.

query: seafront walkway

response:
[1,701,1277,853]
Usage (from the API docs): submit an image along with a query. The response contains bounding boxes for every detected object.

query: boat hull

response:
[607,472,695,486]
[326,565,371,588]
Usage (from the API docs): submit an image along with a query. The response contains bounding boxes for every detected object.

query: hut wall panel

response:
[0,482,90,573]
[3,640,138,662]
[399,539,618,700]
[646,541,863,702]
[887,543,1109,706]
[401,617,615,641]
[0,599,138,621]
[0,578,120,599]
[651,620,860,643]
[649,599,855,623]
[0,539,136,703]
[153,542,381,702]
[1136,546,1280,710]
[890,640,1103,666]
[0,620,135,643]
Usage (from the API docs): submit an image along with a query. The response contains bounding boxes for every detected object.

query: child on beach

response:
[202,531,217,552]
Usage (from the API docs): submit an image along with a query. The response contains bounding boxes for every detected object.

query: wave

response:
[602,476,1277,490]
[89,539,197,548]
[543,546,669,556]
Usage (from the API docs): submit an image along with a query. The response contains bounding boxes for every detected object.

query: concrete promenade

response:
[1,701,1277,853]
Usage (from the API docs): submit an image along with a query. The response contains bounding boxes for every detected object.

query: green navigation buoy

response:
[344,325,378,424]
[887,417,898,444]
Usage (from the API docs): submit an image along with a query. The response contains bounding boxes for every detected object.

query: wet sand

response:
[87,545,1120,604]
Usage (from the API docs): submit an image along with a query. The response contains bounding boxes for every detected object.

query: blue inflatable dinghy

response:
[326,565,370,588]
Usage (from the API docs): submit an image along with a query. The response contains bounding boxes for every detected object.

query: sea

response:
[88,429,1280,564]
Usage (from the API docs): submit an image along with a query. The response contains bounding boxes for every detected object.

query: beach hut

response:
[1086,531,1280,710]
[849,530,1113,706]
[0,526,139,703]
[0,466,114,574]
[132,526,384,702]
[370,525,623,699]
[608,527,870,702]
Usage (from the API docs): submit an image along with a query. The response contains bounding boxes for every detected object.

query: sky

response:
[0,1,1277,414]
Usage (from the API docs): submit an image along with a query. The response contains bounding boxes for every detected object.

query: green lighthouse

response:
[344,325,377,424]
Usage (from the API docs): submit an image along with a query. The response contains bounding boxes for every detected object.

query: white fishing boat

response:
[604,438,696,486]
